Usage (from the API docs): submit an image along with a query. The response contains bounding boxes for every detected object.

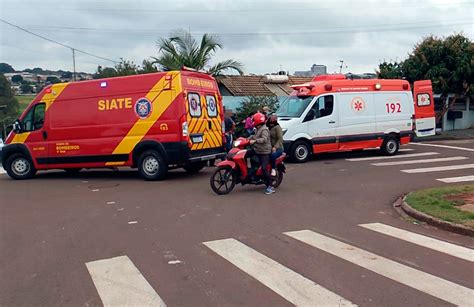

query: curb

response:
[393,196,474,237]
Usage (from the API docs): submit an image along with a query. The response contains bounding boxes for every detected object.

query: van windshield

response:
[276,96,314,118]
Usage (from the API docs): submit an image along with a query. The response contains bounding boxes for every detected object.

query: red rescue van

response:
[3,70,226,180]
[276,75,436,162]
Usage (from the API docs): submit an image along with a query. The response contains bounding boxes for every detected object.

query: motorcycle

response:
[210,137,286,195]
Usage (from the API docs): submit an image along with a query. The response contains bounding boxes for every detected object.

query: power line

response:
[4,20,471,37]
[0,18,117,64]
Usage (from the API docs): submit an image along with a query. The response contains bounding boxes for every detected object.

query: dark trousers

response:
[258,153,272,187]
[225,133,233,152]
[270,149,283,169]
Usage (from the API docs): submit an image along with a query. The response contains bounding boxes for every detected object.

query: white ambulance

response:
[276,75,435,162]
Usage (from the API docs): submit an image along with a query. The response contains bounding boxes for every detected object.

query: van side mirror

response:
[13,120,22,133]
[304,109,316,122]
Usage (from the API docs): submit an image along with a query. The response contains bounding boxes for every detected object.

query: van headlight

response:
[282,128,288,136]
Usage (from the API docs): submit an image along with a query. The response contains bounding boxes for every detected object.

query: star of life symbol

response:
[351,97,365,113]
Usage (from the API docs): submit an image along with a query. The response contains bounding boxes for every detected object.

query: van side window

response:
[206,95,218,117]
[188,93,202,117]
[306,95,334,121]
[22,103,46,132]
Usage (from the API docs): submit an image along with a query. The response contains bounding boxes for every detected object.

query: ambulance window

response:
[188,93,202,117]
[417,93,431,106]
[206,95,218,117]
[310,95,333,119]
[22,103,45,132]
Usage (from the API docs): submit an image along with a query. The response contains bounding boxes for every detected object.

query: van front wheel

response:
[291,141,311,163]
[138,150,168,181]
[5,153,37,180]
[381,136,399,156]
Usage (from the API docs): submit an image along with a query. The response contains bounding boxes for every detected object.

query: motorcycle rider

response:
[267,115,284,177]
[249,112,275,195]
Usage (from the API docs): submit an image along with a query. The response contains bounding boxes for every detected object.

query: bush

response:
[234,95,279,137]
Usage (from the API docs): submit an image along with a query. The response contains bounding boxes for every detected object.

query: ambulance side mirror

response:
[13,120,22,133]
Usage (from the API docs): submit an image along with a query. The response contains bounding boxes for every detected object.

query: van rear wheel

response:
[381,136,399,156]
[138,150,168,181]
[291,140,311,163]
[5,153,37,180]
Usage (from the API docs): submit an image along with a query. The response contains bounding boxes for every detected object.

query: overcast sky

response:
[0,0,472,75]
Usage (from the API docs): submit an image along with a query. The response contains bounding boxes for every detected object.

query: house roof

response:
[216,75,313,96]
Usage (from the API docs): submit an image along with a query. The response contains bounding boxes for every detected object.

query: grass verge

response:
[15,95,35,113]
[405,184,474,228]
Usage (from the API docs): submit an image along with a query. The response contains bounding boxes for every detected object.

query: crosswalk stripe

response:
[437,175,474,183]
[284,230,474,306]
[371,156,468,166]
[359,223,474,262]
[401,163,474,173]
[399,148,415,152]
[411,142,474,152]
[346,152,438,162]
[203,238,355,306]
[85,256,166,307]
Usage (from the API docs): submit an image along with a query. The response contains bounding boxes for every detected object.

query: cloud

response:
[0,0,472,74]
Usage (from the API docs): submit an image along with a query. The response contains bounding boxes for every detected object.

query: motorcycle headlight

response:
[233,140,241,147]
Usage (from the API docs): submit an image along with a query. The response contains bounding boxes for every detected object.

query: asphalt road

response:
[1,140,473,307]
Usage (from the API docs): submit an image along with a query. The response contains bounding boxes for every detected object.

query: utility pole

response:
[338,60,346,74]
[72,48,77,82]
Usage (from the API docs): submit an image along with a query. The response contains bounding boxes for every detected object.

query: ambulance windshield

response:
[276,96,314,118]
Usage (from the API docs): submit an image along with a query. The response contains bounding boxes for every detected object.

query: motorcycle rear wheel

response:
[210,167,236,195]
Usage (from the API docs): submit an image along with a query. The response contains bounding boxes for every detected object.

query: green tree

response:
[115,58,138,76]
[139,59,159,74]
[93,66,118,79]
[153,29,244,76]
[20,82,34,94]
[234,96,279,136]
[377,61,403,79]
[46,76,61,84]
[0,63,15,73]
[11,75,23,84]
[378,34,473,122]
[0,74,20,136]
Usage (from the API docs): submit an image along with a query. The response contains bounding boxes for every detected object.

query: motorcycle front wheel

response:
[273,169,284,188]
[210,167,236,195]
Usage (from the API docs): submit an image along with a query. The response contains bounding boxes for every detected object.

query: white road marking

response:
[0,167,6,174]
[85,255,166,307]
[359,223,474,262]
[203,238,355,306]
[371,156,468,166]
[401,163,474,173]
[285,230,474,307]
[346,152,438,162]
[128,221,138,224]
[411,142,474,152]
[399,148,415,152]
[437,175,474,183]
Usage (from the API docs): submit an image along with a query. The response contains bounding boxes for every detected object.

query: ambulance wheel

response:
[183,161,206,173]
[210,166,236,195]
[5,153,37,180]
[291,141,311,163]
[138,150,168,181]
[381,136,399,156]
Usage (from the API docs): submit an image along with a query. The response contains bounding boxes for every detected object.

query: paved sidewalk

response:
[414,128,474,142]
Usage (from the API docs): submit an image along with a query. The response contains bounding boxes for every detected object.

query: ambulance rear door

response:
[413,80,436,137]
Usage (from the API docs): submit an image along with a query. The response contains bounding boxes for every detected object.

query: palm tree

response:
[152,30,244,76]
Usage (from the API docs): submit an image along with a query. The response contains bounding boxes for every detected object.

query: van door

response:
[186,92,222,151]
[413,80,436,137]
[15,102,49,167]
[305,94,338,153]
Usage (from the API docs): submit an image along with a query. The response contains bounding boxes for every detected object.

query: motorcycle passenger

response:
[249,112,275,195]
[267,115,284,177]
